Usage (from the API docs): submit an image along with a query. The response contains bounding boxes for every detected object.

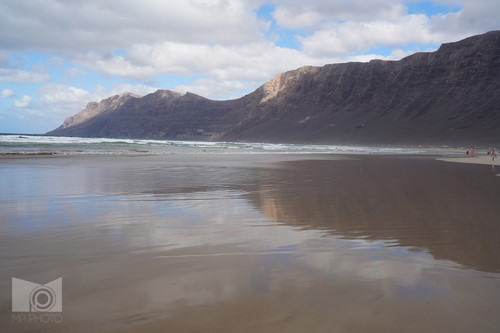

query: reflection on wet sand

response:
[252,157,500,273]
[0,154,499,333]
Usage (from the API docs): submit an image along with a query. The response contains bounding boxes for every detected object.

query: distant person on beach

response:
[492,148,497,161]
[466,150,469,156]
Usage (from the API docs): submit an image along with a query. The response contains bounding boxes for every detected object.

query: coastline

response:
[437,155,499,166]
[3,133,497,158]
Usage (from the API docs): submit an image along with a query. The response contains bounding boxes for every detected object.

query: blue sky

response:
[0,0,498,134]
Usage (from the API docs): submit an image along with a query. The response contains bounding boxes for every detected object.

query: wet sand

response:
[1,154,499,332]
[438,155,499,165]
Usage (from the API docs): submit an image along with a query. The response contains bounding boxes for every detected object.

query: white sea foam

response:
[0,134,433,155]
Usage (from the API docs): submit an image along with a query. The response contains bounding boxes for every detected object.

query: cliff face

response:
[48,31,500,145]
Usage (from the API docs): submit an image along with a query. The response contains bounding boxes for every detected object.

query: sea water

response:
[0,134,439,156]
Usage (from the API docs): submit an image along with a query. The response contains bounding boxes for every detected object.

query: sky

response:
[0,0,499,134]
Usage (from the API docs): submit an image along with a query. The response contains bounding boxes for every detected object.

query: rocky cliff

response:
[55,93,141,130]
[48,31,500,145]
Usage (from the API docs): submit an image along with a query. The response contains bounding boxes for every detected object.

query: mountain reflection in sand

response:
[251,157,500,273]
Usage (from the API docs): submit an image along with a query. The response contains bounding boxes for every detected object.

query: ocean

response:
[0,134,444,156]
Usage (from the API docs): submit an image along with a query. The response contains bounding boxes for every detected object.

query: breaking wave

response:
[0,134,431,155]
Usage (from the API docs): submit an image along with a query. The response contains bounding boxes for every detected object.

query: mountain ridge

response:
[48,31,500,145]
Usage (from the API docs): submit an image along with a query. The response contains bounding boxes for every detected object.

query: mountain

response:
[55,92,141,130]
[48,31,500,145]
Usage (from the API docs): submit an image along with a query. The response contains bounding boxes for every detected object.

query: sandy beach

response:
[1,153,499,332]
[438,155,499,165]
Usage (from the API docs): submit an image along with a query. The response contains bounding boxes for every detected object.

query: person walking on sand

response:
[492,148,497,161]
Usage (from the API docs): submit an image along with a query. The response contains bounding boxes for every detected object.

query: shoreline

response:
[0,148,477,159]
[3,150,499,174]
[2,133,497,160]
[437,155,499,166]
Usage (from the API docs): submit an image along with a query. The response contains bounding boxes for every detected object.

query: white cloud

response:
[271,0,500,35]
[299,14,464,57]
[0,67,49,83]
[0,0,264,52]
[1,88,14,98]
[272,0,407,28]
[0,1,498,63]
[13,95,32,107]
[271,0,499,57]
[77,41,327,82]
[426,0,500,35]
[273,7,323,29]
[40,84,90,106]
